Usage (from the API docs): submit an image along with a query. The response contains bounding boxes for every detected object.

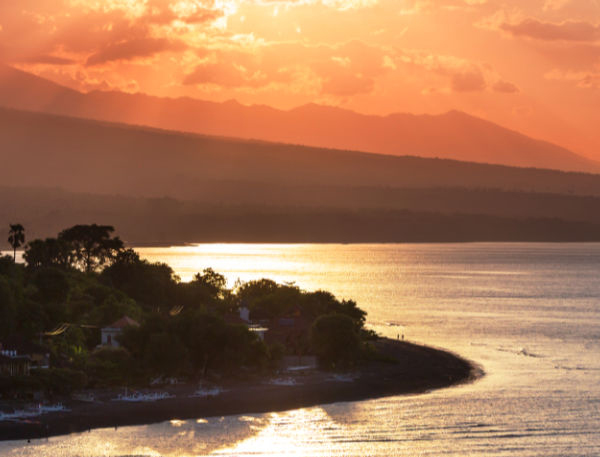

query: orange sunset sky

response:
[1,0,599,159]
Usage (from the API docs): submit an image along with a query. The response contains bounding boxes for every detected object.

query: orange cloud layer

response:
[0,0,598,160]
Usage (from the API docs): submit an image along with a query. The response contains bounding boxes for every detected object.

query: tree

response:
[143,332,189,376]
[7,224,25,262]
[0,275,16,336]
[102,253,178,311]
[59,224,124,272]
[24,238,73,269]
[310,313,360,367]
[192,268,227,298]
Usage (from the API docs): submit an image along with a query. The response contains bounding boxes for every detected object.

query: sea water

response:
[1,243,599,456]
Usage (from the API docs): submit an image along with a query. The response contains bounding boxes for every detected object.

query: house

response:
[248,324,268,341]
[0,351,31,376]
[264,315,311,352]
[0,337,50,374]
[224,307,268,341]
[100,316,140,347]
[239,306,250,322]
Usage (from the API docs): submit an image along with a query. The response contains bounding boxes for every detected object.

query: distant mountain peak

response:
[222,98,242,106]
[0,65,597,174]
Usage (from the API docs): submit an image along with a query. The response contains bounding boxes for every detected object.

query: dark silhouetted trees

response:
[0,223,371,391]
[310,313,361,368]
[24,225,124,272]
[59,224,124,273]
[24,238,73,269]
[102,250,178,311]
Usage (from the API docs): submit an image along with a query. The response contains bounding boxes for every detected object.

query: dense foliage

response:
[1,224,371,396]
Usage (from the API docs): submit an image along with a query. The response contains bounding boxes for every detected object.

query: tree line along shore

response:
[0,223,479,441]
[1,223,383,396]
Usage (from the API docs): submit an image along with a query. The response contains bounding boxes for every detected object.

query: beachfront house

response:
[224,306,268,341]
[0,337,50,376]
[0,351,31,376]
[100,316,140,348]
[265,315,310,348]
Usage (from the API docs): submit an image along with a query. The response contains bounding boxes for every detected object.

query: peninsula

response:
[0,338,478,442]
[0,223,480,441]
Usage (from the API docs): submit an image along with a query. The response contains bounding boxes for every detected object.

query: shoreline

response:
[126,240,599,248]
[0,338,482,442]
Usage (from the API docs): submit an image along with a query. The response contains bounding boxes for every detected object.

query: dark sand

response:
[0,339,481,442]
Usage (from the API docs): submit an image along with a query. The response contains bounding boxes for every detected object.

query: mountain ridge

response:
[0,64,597,173]
[3,106,600,200]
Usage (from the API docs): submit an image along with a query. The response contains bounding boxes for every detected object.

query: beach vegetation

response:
[1,224,371,396]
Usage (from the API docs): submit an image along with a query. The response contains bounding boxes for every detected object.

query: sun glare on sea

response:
[138,243,315,284]
[211,408,341,456]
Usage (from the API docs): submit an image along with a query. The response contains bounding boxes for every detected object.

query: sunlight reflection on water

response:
[2,243,600,456]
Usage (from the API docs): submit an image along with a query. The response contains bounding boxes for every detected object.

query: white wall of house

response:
[101,328,122,347]
[240,307,250,322]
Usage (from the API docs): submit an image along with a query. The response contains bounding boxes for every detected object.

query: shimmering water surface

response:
[2,243,600,456]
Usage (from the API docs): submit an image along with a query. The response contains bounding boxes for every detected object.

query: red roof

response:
[106,316,140,329]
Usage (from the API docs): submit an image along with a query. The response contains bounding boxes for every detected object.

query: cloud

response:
[183,60,268,87]
[86,38,187,66]
[500,18,600,42]
[164,0,225,24]
[0,0,224,69]
[399,0,487,15]
[545,68,600,88]
[450,68,486,92]
[182,40,390,96]
[67,0,226,24]
[254,0,378,10]
[396,50,513,93]
[492,80,519,93]
[322,0,378,9]
[543,0,571,11]
[533,43,600,70]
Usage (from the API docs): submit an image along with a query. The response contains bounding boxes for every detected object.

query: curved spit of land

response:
[0,338,482,442]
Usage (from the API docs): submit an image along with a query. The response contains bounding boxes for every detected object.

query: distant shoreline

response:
[0,338,481,442]
[127,240,600,248]
[6,240,600,260]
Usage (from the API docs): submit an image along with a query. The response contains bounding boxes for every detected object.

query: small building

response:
[239,306,250,322]
[0,337,50,373]
[264,315,311,353]
[0,351,31,376]
[101,316,140,347]
[248,324,268,341]
[224,307,268,341]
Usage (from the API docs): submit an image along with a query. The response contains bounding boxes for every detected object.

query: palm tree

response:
[8,224,25,262]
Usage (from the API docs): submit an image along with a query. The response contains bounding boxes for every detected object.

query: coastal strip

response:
[0,339,482,442]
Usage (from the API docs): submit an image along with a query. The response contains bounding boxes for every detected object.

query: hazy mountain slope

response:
[3,186,600,244]
[0,65,83,112]
[4,107,600,200]
[0,65,596,173]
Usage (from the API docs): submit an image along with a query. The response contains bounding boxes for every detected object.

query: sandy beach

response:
[0,338,481,442]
